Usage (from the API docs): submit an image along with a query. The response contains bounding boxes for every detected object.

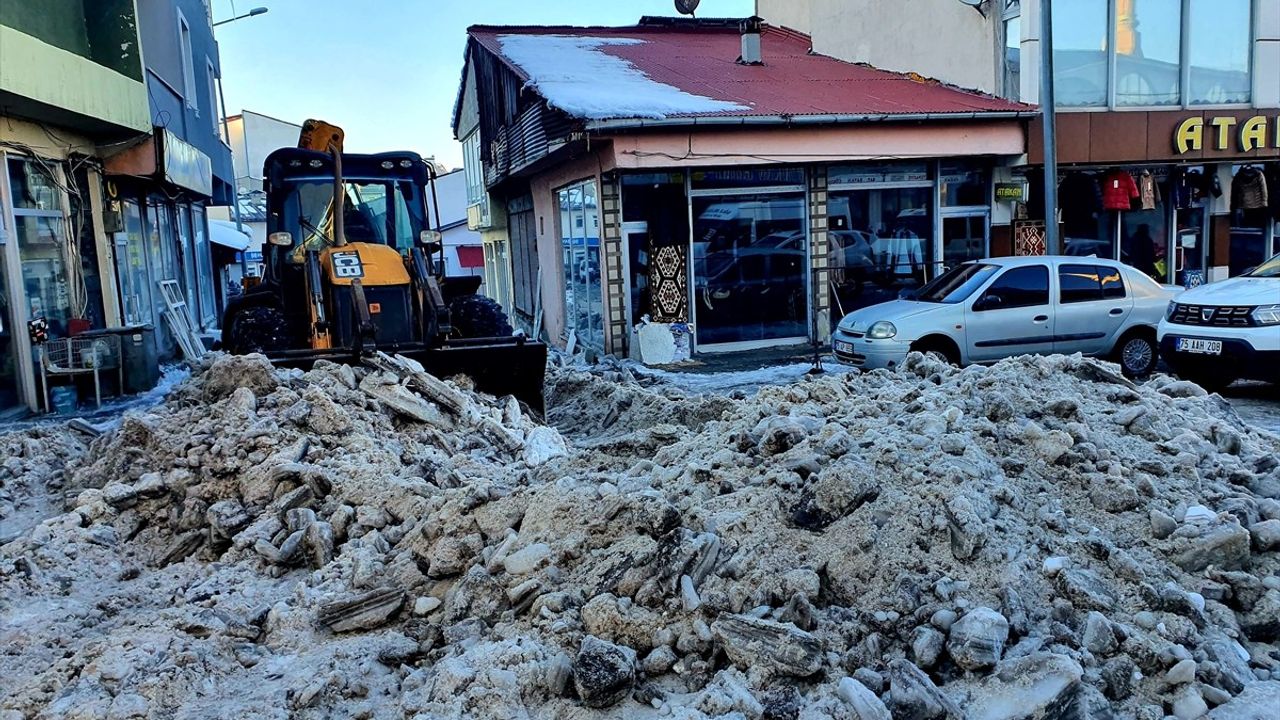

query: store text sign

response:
[1175,115,1280,155]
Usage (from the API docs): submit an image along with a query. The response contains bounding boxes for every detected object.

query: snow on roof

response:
[496,34,749,120]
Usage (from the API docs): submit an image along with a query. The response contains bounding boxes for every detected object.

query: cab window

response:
[976,265,1049,310]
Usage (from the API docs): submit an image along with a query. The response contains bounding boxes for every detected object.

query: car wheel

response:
[1117,334,1157,379]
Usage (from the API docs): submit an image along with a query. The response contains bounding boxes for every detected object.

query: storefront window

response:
[176,204,198,321]
[147,203,180,355]
[192,206,215,326]
[1120,177,1170,283]
[941,163,989,207]
[117,200,153,326]
[558,180,603,350]
[827,168,933,323]
[1052,0,1109,107]
[692,192,806,345]
[8,158,73,339]
[1188,0,1251,105]
[1115,0,1181,106]
[14,216,72,337]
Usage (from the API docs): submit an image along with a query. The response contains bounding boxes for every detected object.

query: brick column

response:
[808,167,831,343]
[599,173,628,356]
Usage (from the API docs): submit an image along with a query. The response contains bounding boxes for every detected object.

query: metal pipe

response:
[1040,0,1060,255]
[332,147,346,247]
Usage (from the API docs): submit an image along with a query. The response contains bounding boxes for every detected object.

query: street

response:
[1224,381,1280,435]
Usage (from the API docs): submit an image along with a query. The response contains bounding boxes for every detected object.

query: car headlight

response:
[1253,304,1280,326]
[867,321,897,339]
[1166,301,1177,320]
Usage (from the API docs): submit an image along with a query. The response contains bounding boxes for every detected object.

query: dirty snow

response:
[3,351,1280,719]
[496,34,749,120]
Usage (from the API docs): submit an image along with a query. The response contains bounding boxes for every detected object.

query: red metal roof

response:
[468,21,1033,123]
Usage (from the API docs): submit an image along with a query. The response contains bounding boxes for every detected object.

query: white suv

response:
[1158,252,1280,391]
[832,256,1177,377]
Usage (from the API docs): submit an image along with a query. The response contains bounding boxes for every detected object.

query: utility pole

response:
[1040,0,1060,255]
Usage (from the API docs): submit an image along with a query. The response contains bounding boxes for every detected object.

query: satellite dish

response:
[675,0,700,17]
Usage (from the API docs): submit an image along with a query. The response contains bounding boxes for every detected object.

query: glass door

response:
[941,213,990,271]
[1173,207,1206,287]
[557,180,603,351]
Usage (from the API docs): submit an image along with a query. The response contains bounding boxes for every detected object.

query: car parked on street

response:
[1158,252,1280,391]
[831,256,1178,377]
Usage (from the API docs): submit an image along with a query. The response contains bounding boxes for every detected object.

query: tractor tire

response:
[227,305,290,355]
[449,294,513,339]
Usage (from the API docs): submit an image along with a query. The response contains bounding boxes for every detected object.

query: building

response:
[757,0,1280,285]
[0,0,152,414]
[454,17,1031,360]
[103,0,236,356]
[434,169,486,280]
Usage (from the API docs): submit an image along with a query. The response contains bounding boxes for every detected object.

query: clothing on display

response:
[1101,170,1140,211]
[1170,168,1220,210]
[1232,166,1269,211]
[1137,170,1161,211]
[871,232,923,277]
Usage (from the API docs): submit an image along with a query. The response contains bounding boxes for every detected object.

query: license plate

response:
[834,340,854,354]
[1176,338,1222,355]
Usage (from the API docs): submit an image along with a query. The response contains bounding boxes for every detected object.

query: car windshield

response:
[1247,253,1280,278]
[913,263,1000,303]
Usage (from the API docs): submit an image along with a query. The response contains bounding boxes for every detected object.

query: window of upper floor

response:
[1052,0,1252,109]
[178,10,198,112]
[462,131,485,206]
[1003,1,1021,102]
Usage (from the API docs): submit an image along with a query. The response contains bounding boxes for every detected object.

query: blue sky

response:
[213,0,754,169]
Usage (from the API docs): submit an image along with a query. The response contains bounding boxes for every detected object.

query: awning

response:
[456,245,484,269]
[209,220,252,251]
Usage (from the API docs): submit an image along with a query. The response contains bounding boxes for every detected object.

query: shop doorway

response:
[941,212,990,271]
[1173,206,1207,287]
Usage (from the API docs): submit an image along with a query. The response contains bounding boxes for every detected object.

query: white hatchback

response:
[832,256,1178,377]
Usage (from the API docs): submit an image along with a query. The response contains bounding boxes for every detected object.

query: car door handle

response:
[1033,315,1049,323]
[1109,308,1124,316]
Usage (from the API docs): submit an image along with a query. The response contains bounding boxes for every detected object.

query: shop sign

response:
[161,130,213,197]
[829,165,929,185]
[1175,115,1280,155]
[995,182,1025,201]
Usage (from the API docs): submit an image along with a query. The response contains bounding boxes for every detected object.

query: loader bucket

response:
[264,338,548,416]
[403,339,549,416]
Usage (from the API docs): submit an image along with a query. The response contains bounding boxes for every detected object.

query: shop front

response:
[105,128,222,359]
[606,156,1004,359]
[1025,110,1280,286]
[0,149,114,416]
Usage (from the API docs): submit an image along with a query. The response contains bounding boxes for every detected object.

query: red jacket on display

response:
[1102,170,1139,211]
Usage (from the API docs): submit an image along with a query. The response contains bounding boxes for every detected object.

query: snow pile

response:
[497,34,749,120]
[3,351,1280,719]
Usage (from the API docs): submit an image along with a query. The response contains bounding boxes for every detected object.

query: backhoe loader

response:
[220,120,546,412]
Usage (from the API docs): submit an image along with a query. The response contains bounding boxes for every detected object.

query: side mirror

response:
[419,230,443,247]
[974,293,1003,311]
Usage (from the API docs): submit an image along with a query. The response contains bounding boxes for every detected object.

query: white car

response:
[1158,252,1280,390]
[832,256,1177,377]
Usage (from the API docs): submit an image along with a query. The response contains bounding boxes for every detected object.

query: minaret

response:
[1115,0,1141,57]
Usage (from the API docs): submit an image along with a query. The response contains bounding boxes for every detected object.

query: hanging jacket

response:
[1232,167,1269,210]
[1137,170,1161,210]
[1101,170,1139,211]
